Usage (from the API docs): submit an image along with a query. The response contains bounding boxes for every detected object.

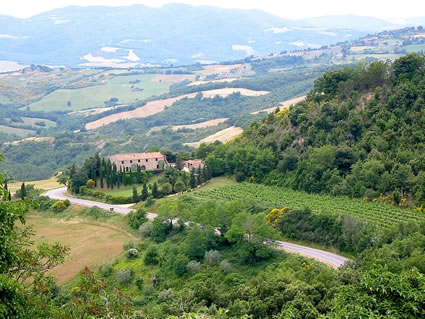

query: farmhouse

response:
[183,159,205,172]
[109,152,169,172]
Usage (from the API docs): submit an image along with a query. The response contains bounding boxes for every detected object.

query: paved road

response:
[44,187,349,268]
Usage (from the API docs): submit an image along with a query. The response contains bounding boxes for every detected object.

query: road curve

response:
[44,187,349,268]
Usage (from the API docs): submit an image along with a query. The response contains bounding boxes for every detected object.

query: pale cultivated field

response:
[152,74,196,83]
[86,88,269,130]
[4,136,55,147]
[184,126,243,148]
[27,215,135,284]
[197,64,242,75]
[251,96,306,114]
[188,78,238,86]
[172,118,228,130]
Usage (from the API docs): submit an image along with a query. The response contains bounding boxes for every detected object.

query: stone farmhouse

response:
[183,159,205,172]
[109,152,169,172]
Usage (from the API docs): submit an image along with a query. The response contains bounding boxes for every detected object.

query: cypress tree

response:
[20,183,26,200]
[196,167,202,185]
[152,182,159,198]
[132,186,139,203]
[176,152,184,170]
[190,168,197,189]
[8,191,11,201]
[141,183,149,201]
[202,166,209,182]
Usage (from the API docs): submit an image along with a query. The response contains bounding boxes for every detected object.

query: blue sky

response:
[0,0,424,23]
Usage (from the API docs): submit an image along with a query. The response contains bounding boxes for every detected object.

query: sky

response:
[0,0,424,23]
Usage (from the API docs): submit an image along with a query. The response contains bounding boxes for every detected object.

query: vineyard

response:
[196,183,425,228]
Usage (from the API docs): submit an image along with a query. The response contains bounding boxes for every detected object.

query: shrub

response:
[123,242,135,250]
[144,246,159,265]
[186,260,201,274]
[174,180,186,193]
[63,199,71,207]
[52,200,66,213]
[139,222,153,238]
[135,277,144,290]
[86,179,95,189]
[99,262,114,277]
[116,269,133,285]
[158,289,175,302]
[127,248,139,258]
[174,255,189,276]
[160,182,173,195]
[128,208,148,230]
[145,196,155,207]
[205,250,222,266]
[219,260,232,273]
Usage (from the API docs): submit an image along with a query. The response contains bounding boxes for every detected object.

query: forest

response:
[204,54,425,207]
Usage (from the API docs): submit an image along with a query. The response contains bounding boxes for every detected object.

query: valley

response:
[1,6,425,318]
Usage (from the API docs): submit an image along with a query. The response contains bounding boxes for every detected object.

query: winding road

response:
[45,187,349,268]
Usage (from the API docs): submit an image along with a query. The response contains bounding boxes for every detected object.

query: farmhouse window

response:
[138,160,140,163]
[157,165,159,169]
[156,158,158,161]
[122,161,124,164]
[126,167,129,172]
[146,159,148,162]
[130,160,132,163]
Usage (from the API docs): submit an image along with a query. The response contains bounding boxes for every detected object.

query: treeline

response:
[203,54,425,207]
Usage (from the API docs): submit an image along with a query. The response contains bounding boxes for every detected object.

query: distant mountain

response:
[0,4,399,67]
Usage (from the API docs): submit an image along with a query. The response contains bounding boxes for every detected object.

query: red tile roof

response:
[109,152,164,161]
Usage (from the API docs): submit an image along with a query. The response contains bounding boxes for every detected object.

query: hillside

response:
[0,5,391,68]
[203,53,425,208]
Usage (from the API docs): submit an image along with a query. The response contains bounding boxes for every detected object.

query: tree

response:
[190,169,197,189]
[0,158,70,317]
[20,183,26,200]
[152,182,159,198]
[161,182,173,196]
[141,183,149,201]
[174,180,186,193]
[176,152,184,170]
[86,179,95,189]
[132,186,139,203]
[128,208,148,230]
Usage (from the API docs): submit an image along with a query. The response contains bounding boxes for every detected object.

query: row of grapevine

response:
[196,183,425,228]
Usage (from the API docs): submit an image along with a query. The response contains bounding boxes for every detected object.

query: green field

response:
[0,124,35,137]
[195,183,425,229]
[28,74,172,112]
[17,117,57,128]
[404,44,425,53]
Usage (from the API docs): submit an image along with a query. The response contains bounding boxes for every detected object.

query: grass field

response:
[21,117,57,128]
[8,177,62,194]
[94,173,162,197]
[195,183,425,229]
[28,74,172,112]
[27,210,136,284]
[404,44,425,53]
[0,124,35,137]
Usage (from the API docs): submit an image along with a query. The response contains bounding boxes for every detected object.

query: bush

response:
[219,260,232,273]
[205,250,222,266]
[123,242,135,250]
[144,247,159,265]
[116,269,133,285]
[145,196,155,207]
[63,199,71,207]
[106,195,133,204]
[127,248,139,258]
[186,260,201,274]
[160,182,173,195]
[52,200,66,213]
[128,208,148,230]
[86,179,95,188]
[99,262,114,277]
[158,289,175,302]
[139,221,153,238]
[174,255,189,276]
[135,277,144,290]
